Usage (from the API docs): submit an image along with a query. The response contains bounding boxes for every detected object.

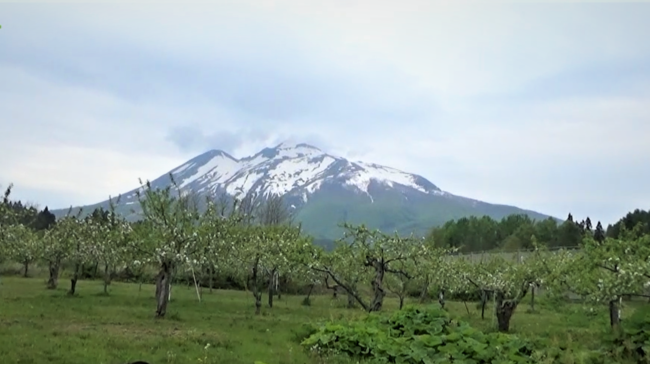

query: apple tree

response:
[456,250,546,332]
[86,198,133,294]
[135,177,203,317]
[312,224,423,312]
[559,234,650,329]
[230,223,307,314]
[6,223,41,277]
[0,185,17,266]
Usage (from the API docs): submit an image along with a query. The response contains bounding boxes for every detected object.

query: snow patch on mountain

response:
[179,152,240,189]
[149,142,445,204]
[344,162,431,194]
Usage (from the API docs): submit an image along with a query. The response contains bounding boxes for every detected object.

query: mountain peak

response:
[194,149,238,161]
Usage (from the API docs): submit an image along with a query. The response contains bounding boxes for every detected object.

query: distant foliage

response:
[426,213,602,253]
[606,209,650,240]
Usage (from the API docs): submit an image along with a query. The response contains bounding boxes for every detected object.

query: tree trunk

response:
[609,298,621,329]
[155,262,172,318]
[69,277,78,295]
[480,291,487,320]
[301,284,314,306]
[46,260,60,289]
[419,280,429,303]
[267,282,274,308]
[68,262,81,295]
[250,258,262,315]
[305,284,315,301]
[530,285,535,312]
[325,277,339,299]
[92,262,99,278]
[347,291,356,308]
[399,295,405,310]
[322,271,371,312]
[369,262,386,312]
[438,290,445,309]
[254,289,262,314]
[103,263,111,294]
[369,287,385,311]
[267,269,276,308]
[23,261,29,277]
[495,292,517,332]
[208,267,213,294]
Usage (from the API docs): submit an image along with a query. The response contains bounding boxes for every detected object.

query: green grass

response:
[0,275,637,363]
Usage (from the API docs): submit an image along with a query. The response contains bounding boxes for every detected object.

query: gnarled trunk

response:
[306,284,314,300]
[46,260,60,289]
[609,298,621,329]
[480,290,488,320]
[267,281,274,308]
[369,267,386,312]
[438,290,445,309]
[253,289,262,314]
[68,262,82,295]
[324,276,338,298]
[320,271,371,312]
[155,262,172,318]
[250,257,262,315]
[302,283,315,306]
[495,291,518,332]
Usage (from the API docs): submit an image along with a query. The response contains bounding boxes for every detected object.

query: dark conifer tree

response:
[594,221,606,243]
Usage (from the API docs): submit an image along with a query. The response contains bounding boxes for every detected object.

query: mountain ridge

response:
[51,142,558,240]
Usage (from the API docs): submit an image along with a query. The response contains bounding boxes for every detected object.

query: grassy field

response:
[0,275,635,363]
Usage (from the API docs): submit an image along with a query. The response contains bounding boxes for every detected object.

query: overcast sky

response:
[1,1,649,225]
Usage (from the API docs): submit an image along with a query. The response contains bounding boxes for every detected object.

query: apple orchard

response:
[1,178,650,335]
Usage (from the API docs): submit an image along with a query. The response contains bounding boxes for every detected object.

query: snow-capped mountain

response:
[52,142,555,241]
[107,142,446,207]
[166,142,442,201]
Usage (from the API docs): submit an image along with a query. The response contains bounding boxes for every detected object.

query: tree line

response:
[2,183,649,256]
[425,210,650,253]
